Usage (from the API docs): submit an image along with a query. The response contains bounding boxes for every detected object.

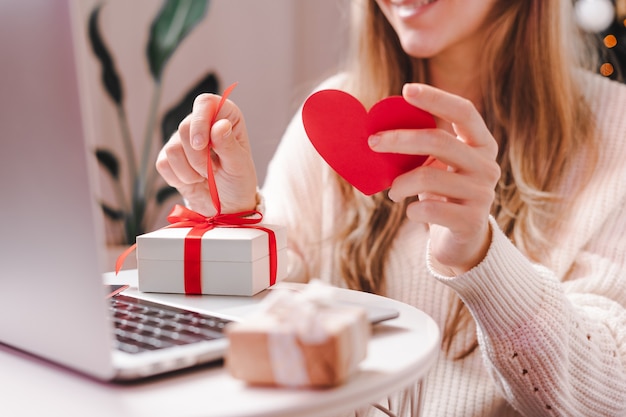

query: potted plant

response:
[87,0,220,245]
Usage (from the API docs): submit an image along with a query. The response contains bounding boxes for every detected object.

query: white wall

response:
[71,0,350,244]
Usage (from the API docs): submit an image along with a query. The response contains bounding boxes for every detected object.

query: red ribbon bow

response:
[116,83,278,294]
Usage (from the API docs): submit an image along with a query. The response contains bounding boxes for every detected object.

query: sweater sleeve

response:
[260,75,348,283]
[431,210,626,416]
[431,73,626,416]
[260,108,324,282]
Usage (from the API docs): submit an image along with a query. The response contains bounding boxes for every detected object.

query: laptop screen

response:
[0,0,115,379]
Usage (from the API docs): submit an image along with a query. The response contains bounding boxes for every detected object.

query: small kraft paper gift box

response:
[225,280,371,387]
[136,222,288,296]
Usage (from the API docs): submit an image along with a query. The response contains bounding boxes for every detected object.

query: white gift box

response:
[136,225,288,296]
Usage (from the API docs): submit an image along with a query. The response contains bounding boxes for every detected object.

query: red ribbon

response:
[116,83,278,294]
[164,205,277,294]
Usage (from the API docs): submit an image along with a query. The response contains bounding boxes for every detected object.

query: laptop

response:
[0,0,247,382]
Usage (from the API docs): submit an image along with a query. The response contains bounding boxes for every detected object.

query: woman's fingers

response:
[370,128,487,177]
[369,83,498,168]
[209,118,251,175]
[155,91,258,216]
[403,83,497,157]
[370,83,500,203]
[189,93,218,150]
[157,115,205,188]
[179,98,214,177]
[173,94,249,176]
[367,83,500,273]
[389,165,493,204]
[156,143,203,189]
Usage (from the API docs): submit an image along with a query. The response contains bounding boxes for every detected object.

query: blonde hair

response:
[334,0,598,357]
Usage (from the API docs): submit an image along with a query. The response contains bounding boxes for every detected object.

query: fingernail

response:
[368,134,380,148]
[222,123,232,139]
[403,83,421,98]
[191,134,204,149]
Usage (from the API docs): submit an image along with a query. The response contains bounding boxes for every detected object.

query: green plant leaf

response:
[87,4,123,104]
[155,185,180,204]
[100,202,125,221]
[95,148,120,180]
[161,71,219,144]
[147,0,210,81]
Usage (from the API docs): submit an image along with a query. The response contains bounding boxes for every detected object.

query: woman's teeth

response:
[392,0,437,17]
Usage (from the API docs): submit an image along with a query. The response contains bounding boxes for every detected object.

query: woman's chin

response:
[399,37,441,59]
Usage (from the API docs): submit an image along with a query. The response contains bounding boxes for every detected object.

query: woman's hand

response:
[156,92,258,216]
[368,83,500,275]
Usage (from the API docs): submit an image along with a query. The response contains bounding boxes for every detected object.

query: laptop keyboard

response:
[110,295,233,354]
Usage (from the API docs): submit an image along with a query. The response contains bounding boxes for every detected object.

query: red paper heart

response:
[302,89,436,195]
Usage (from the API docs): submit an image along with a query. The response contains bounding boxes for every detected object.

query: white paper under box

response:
[136,224,288,296]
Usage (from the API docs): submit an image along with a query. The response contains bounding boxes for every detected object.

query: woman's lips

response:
[390,0,438,18]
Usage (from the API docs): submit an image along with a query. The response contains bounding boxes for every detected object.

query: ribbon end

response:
[115,243,137,275]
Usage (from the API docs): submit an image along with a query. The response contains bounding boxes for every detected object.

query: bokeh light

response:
[600,62,615,76]
[604,34,618,48]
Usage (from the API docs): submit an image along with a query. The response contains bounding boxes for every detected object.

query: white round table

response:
[0,271,440,417]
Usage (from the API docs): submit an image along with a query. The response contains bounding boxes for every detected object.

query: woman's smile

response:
[389,0,439,19]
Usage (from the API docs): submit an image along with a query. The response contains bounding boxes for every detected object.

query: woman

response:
[157,0,626,415]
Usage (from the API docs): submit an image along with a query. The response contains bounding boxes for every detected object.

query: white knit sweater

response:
[261,72,626,416]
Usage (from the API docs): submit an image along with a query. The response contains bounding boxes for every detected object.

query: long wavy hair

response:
[334,0,598,357]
